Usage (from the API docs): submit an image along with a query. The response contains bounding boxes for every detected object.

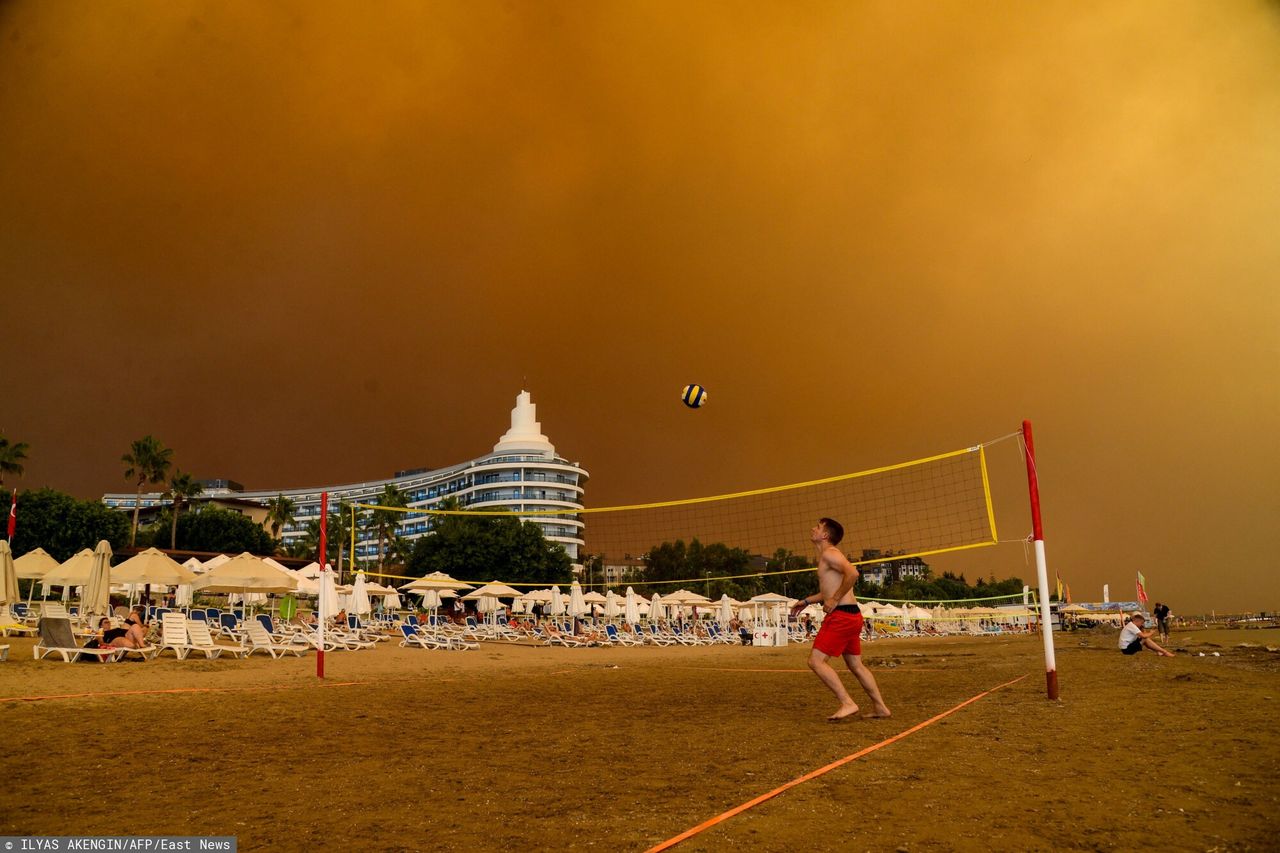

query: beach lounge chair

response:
[645,624,675,646]
[245,622,306,658]
[188,609,208,624]
[399,624,469,650]
[187,618,249,659]
[604,624,642,647]
[217,612,242,640]
[0,644,8,661]
[155,612,202,660]
[33,617,124,663]
[0,604,37,637]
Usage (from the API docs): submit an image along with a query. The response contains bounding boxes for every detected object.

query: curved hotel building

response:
[103,392,589,563]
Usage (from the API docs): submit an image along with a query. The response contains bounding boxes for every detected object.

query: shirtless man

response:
[790,518,891,721]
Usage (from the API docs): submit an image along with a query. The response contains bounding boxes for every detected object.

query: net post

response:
[1022,420,1058,699]
[317,491,327,680]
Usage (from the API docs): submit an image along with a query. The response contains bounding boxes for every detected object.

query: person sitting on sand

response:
[1119,613,1174,657]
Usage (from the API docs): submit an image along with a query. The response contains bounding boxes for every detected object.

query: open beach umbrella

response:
[549,586,565,617]
[624,587,641,624]
[401,572,474,592]
[462,581,524,600]
[906,605,933,620]
[112,548,199,587]
[582,591,607,605]
[201,553,231,572]
[352,572,373,616]
[181,557,205,574]
[649,592,666,621]
[568,581,589,618]
[0,540,20,606]
[81,540,113,619]
[42,548,95,587]
[15,547,59,580]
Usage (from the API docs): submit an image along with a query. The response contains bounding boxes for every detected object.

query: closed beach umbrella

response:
[718,594,733,625]
[352,572,373,616]
[603,591,621,619]
[0,540,19,605]
[649,592,665,621]
[81,540,113,619]
[568,581,588,618]
[624,587,640,624]
[174,582,193,607]
[550,586,565,617]
[319,571,340,621]
[382,591,402,610]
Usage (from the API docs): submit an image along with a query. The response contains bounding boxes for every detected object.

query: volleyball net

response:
[351,435,1017,587]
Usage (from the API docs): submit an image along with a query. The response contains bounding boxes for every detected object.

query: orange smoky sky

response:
[1,1,1277,612]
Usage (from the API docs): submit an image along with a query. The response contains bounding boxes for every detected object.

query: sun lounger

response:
[187,619,249,658]
[0,604,37,637]
[154,612,204,660]
[244,622,306,658]
[399,624,477,650]
[34,617,124,663]
[604,624,642,646]
[0,644,9,660]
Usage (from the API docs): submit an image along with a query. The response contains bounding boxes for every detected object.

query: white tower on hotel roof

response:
[494,390,555,455]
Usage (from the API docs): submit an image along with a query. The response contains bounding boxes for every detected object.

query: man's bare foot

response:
[828,702,859,721]
[862,706,892,719]
[1162,651,1175,657]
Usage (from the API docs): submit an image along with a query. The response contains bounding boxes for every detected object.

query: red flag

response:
[1135,571,1149,605]
[6,489,15,540]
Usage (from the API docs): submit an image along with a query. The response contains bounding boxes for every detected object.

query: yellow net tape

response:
[352,441,1001,585]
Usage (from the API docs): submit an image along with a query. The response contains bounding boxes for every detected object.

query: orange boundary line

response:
[643,673,1029,853]
[0,679,378,704]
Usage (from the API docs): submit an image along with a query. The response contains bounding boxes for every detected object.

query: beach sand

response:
[1,627,1276,851]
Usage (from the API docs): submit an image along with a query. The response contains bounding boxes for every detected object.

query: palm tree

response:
[328,499,354,582]
[371,484,408,569]
[163,470,204,549]
[122,436,173,547]
[0,436,29,487]
[263,494,297,549]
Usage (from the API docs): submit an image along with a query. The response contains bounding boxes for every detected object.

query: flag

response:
[1055,572,1064,602]
[6,489,15,540]
[1136,571,1149,604]
[1065,583,1072,605]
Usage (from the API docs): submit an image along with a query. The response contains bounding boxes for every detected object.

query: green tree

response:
[176,505,274,555]
[371,484,408,569]
[0,487,129,561]
[163,470,203,550]
[121,435,173,547]
[0,436,30,488]
[263,494,297,548]
[407,508,572,586]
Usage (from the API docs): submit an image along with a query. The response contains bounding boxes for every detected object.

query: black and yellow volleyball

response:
[681,384,708,408]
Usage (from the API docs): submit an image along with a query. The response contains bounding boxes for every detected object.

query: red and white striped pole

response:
[317,491,328,679]
[1022,420,1058,699]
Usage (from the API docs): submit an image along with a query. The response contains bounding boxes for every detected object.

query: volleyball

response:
[681,384,708,408]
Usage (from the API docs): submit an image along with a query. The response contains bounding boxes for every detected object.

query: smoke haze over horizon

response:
[2,1,1278,612]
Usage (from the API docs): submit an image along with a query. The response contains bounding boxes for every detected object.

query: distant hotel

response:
[103,392,589,563]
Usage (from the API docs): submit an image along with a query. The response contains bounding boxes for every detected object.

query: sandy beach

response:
[1,627,1277,851]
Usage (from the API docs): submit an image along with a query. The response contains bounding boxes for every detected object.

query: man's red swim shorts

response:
[813,606,863,657]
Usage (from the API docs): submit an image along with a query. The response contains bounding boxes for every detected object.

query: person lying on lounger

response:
[106,607,148,649]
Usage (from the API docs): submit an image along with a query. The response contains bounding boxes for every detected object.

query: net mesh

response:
[355,444,999,576]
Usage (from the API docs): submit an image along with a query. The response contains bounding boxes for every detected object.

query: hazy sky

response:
[2,1,1277,612]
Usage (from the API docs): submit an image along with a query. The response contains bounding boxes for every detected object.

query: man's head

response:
[811,517,845,546]
[1131,613,1145,625]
